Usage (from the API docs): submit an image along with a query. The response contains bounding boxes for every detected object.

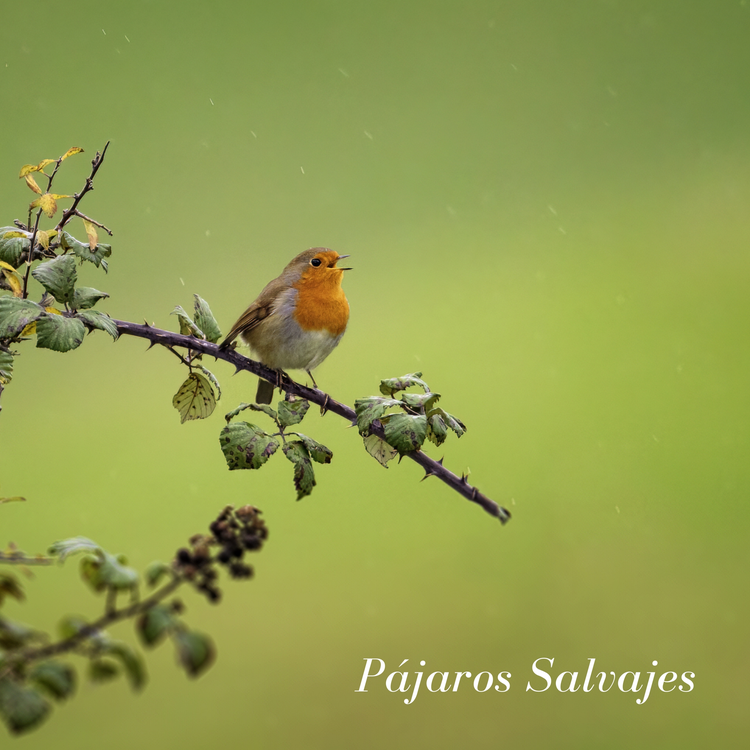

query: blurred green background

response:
[2,0,749,746]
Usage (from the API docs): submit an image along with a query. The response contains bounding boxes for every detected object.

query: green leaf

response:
[426,412,448,446]
[431,408,467,437]
[379,372,429,397]
[354,396,402,435]
[0,348,14,384]
[224,402,254,421]
[198,366,221,401]
[362,434,398,467]
[88,659,119,683]
[137,604,176,647]
[57,615,89,640]
[35,314,86,352]
[31,255,77,304]
[29,661,76,701]
[400,392,440,411]
[0,228,31,268]
[107,642,146,691]
[193,294,221,343]
[0,573,24,605]
[383,413,428,453]
[80,550,139,593]
[292,432,333,464]
[277,398,309,427]
[219,422,279,470]
[173,629,215,678]
[71,286,109,310]
[76,309,119,340]
[48,536,101,562]
[144,561,171,588]
[60,232,112,270]
[0,677,51,735]
[282,441,316,500]
[172,372,217,423]
[0,616,40,649]
[0,297,45,338]
[171,305,203,338]
[248,403,278,421]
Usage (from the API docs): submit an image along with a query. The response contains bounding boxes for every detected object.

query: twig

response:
[113,319,511,523]
[73,210,113,236]
[55,142,110,234]
[0,552,54,566]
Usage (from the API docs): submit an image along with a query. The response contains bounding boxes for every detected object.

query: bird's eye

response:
[310,258,322,267]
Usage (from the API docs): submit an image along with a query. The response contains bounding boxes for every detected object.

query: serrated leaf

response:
[48,536,101,562]
[173,629,215,678]
[171,305,204,337]
[60,231,112,269]
[76,309,119,340]
[35,314,86,352]
[0,677,51,735]
[24,174,42,195]
[82,218,98,250]
[80,550,139,592]
[400,391,441,411]
[198,366,221,401]
[0,229,31,268]
[219,422,279,470]
[354,396,402,435]
[431,408,467,437]
[0,573,24,605]
[248,403,278,421]
[31,254,77,303]
[383,413,428,453]
[224,402,254,422]
[71,286,109,310]
[107,642,146,691]
[362,434,399,467]
[282,441,316,499]
[0,297,45,338]
[173,372,216,423]
[38,194,57,218]
[426,412,448,446]
[379,372,430,397]
[144,561,171,588]
[193,294,221,343]
[277,398,309,427]
[292,432,333,464]
[29,661,76,701]
[88,659,119,683]
[137,604,176,647]
[61,146,84,160]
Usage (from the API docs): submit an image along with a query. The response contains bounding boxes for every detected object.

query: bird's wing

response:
[219,300,273,348]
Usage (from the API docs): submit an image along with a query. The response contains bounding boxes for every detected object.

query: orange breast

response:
[292,271,349,335]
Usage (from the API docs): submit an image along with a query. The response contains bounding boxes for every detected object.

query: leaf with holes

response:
[172,373,216,423]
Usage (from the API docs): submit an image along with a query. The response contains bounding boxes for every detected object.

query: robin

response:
[219,248,351,404]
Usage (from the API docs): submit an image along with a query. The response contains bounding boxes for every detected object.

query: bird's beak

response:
[336,254,352,270]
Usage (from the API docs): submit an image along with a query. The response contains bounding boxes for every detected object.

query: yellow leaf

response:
[29,198,41,210]
[19,164,38,178]
[2,231,27,240]
[39,194,58,218]
[82,218,98,250]
[45,307,63,315]
[49,194,72,200]
[36,229,56,250]
[20,322,36,336]
[36,158,56,171]
[0,261,16,272]
[61,147,84,160]
[25,174,42,195]
[2,269,23,297]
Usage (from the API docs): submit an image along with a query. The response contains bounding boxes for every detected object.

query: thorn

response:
[146,341,157,350]
[460,473,469,484]
[437,457,444,466]
[319,393,330,416]
[233,366,242,375]
[471,487,478,500]
[143,319,151,327]
[421,469,435,482]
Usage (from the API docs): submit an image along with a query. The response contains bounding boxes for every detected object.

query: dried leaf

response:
[39,194,57,219]
[82,219,98,250]
[61,147,84,160]
[24,174,42,195]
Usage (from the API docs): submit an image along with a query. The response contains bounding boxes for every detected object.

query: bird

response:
[219,248,351,404]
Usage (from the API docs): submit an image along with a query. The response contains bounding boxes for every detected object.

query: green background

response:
[2,0,749,746]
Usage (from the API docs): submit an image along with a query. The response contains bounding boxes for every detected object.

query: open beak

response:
[336,254,352,270]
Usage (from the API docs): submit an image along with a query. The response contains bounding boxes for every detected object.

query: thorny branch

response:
[113,319,511,523]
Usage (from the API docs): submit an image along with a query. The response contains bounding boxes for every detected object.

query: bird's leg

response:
[306,369,319,389]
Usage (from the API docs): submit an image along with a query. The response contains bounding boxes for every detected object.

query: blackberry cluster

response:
[174,505,268,603]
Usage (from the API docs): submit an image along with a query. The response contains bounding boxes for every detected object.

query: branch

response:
[113,319,511,523]
[55,142,110,233]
